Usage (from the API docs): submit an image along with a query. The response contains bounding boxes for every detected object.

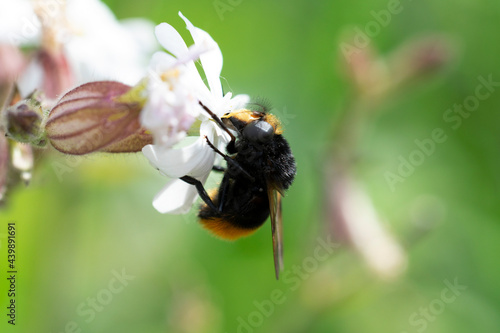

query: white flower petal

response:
[148,51,208,107]
[121,18,158,53]
[176,42,215,67]
[17,59,43,98]
[229,94,250,111]
[142,134,215,179]
[155,22,189,58]
[153,177,205,214]
[149,51,177,72]
[64,0,155,85]
[147,44,210,109]
[0,0,39,45]
[179,11,223,98]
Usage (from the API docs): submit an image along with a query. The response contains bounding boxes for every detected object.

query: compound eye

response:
[243,121,274,142]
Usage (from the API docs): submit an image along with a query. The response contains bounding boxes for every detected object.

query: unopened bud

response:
[4,95,46,146]
[390,35,456,83]
[46,81,152,155]
[338,36,389,98]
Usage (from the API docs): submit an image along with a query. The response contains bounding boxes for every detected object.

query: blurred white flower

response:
[142,12,249,214]
[327,174,407,280]
[0,0,156,97]
[0,0,39,45]
[62,0,157,85]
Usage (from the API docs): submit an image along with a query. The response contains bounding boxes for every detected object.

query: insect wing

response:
[268,184,284,279]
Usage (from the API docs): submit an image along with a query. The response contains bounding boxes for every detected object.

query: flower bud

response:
[340,44,389,98]
[46,81,152,155]
[4,96,46,146]
[389,35,456,83]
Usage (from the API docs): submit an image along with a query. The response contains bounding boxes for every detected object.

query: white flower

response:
[140,32,215,149]
[142,12,249,214]
[140,66,198,149]
[1,0,156,96]
[0,0,39,45]
[62,0,157,85]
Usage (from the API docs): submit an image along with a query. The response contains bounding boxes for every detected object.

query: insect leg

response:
[198,101,236,143]
[180,175,218,212]
[204,136,255,182]
[212,165,226,172]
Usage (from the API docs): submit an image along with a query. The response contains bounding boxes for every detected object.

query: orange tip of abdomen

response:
[200,217,258,240]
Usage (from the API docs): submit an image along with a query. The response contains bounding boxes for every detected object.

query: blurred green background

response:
[2,0,500,332]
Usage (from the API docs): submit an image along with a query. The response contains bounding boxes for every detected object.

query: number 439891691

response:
[7,223,16,270]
